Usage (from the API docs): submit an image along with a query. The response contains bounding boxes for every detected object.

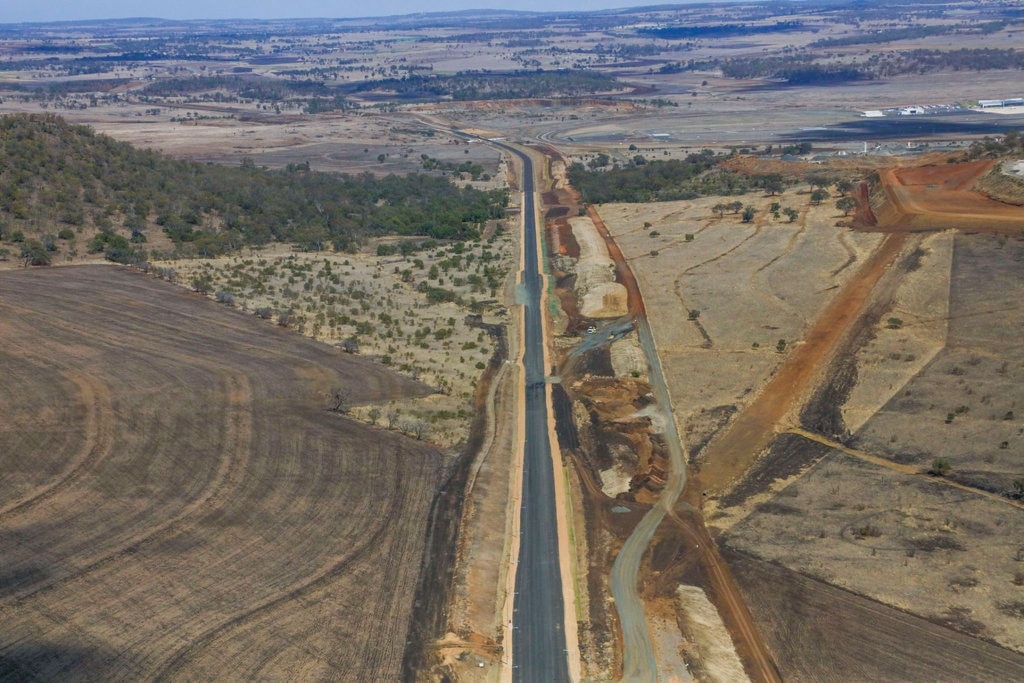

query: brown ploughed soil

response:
[724,548,1024,682]
[0,265,441,681]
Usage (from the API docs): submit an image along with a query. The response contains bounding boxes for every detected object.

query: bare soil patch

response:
[723,547,1024,682]
[0,265,441,681]
[866,160,1024,233]
[718,232,1024,662]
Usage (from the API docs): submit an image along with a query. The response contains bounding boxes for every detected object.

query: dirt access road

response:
[0,265,440,681]
[691,231,912,496]
[583,197,781,682]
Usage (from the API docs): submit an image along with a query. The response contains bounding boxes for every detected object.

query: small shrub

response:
[929,458,951,477]
[853,524,882,539]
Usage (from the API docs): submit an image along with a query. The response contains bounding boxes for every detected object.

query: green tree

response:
[20,240,51,266]
[836,196,857,216]
[741,205,756,223]
[929,458,951,477]
[807,174,833,190]
[810,189,829,205]
[763,175,785,196]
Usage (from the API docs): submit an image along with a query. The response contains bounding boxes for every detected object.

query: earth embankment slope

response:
[867,160,1024,233]
[0,265,441,681]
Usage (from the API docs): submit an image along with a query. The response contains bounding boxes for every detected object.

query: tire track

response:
[0,326,115,519]
[681,225,760,275]
[150,463,408,682]
[1,286,256,605]
[672,279,713,348]
[752,216,804,275]
[669,225,765,349]
[2,368,253,607]
[830,229,858,278]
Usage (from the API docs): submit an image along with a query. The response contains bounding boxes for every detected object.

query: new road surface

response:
[502,143,571,682]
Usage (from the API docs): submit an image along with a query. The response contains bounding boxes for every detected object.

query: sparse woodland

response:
[0,114,508,261]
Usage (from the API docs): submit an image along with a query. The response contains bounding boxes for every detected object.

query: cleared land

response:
[868,160,1024,233]
[595,161,1024,679]
[0,265,441,681]
[718,229,1024,653]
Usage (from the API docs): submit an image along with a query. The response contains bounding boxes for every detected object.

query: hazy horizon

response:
[1,1,705,24]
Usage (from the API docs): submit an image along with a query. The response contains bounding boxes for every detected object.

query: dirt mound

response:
[974,162,1024,206]
[862,160,1024,234]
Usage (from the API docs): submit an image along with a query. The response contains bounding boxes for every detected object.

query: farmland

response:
[0,266,442,680]
[2,0,1024,679]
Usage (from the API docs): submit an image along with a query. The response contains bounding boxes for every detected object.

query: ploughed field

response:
[0,266,441,681]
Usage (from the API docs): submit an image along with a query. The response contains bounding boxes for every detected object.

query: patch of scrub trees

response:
[0,113,508,263]
[568,149,802,203]
[166,226,515,445]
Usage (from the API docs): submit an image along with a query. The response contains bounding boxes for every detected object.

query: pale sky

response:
[2,1,673,23]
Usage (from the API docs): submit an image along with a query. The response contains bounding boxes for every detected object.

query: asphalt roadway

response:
[500,143,571,682]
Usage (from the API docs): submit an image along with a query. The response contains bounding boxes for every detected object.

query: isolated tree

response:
[727,200,744,214]
[836,196,857,216]
[835,178,855,195]
[928,457,951,477]
[763,175,785,196]
[741,205,756,223]
[406,420,428,440]
[367,406,381,425]
[190,273,213,293]
[20,240,51,267]
[810,189,830,205]
[783,207,799,223]
[712,203,728,218]
[329,387,352,413]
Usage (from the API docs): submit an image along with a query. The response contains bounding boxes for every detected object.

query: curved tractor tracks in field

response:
[0,295,255,606]
[0,267,435,681]
[0,323,116,520]
[151,466,408,681]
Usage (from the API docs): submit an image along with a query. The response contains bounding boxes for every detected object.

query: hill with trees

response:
[0,114,508,263]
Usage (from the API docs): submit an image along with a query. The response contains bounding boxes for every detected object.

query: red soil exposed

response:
[864,160,1024,233]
